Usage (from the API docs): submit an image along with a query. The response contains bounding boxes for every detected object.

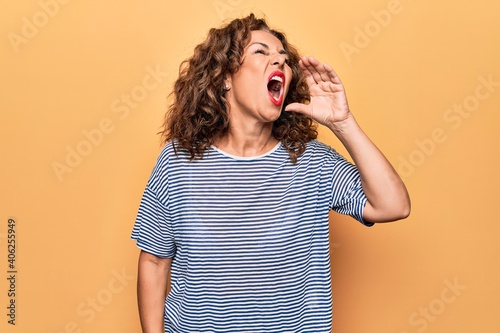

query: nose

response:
[271,54,286,67]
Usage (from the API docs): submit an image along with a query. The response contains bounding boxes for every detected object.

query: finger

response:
[310,58,339,84]
[322,63,342,84]
[299,58,319,88]
[299,55,314,68]
[304,57,339,88]
[284,102,312,118]
[300,57,345,93]
[302,57,324,85]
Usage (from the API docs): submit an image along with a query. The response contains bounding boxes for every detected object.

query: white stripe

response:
[131,140,370,332]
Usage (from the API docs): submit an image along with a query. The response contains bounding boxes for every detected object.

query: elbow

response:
[400,192,412,219]
[379,207,410,223]
[390,196,412,221]
[387,187,411,221]
[364,197,411,223]
[396,201,411,220]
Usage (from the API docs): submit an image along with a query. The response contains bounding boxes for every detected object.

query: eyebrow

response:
[249,42,288,55]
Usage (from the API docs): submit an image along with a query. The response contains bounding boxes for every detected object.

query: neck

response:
[214,122,279,157]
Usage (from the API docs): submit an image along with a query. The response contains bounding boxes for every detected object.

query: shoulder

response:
[302,140,341,161]
[147,142,178,188]
[158,141,176,162]
[155,141,193,166]
[151,142,175,173]
[306,140,332,153]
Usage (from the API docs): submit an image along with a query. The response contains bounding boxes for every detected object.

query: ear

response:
[224,75,232,91]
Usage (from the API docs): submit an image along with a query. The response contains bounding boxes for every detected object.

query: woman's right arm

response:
[137,250,172,333]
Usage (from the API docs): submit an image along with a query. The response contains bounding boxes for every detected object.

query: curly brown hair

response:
[162,13,317,163]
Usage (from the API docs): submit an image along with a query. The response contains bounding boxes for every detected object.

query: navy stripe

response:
[131,140,370,332]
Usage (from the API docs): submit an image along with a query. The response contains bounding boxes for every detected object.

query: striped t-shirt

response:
[131,139,372,333]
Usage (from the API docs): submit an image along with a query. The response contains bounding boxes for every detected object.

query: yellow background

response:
[1,0,499,332]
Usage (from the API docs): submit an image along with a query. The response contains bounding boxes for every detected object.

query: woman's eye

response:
[255,49,267,55]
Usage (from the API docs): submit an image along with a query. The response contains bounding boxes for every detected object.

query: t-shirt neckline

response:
[211,142,282,160]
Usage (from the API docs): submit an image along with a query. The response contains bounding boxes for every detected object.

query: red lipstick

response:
[267,71,285,106]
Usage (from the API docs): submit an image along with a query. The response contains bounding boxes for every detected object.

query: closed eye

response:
[279,50,290,65]
[252,45,290,64]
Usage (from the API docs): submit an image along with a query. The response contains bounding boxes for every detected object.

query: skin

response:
[285,56,410,222]
[137,251,171,333]
[137,29,410,332]
[215,29,293,157]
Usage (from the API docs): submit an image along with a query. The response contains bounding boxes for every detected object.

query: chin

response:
[262,109,283,123]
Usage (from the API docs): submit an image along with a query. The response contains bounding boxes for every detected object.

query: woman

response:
[131,13,410,333]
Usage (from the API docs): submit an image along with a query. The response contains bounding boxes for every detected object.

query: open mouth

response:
[267,71,285,106]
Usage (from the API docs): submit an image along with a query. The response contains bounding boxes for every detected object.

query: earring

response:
[224,84,231,91]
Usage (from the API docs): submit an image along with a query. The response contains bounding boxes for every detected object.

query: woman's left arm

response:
[327,114,410,222]
[286,56,410,223]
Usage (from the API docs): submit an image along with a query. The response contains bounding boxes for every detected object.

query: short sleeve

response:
[131,147,176,257]
[131,186,176,257]
[329,152,373,227]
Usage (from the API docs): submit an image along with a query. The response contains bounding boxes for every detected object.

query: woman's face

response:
[226,30,293,127]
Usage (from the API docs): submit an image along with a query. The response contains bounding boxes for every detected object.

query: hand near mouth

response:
[285,56,352,129]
